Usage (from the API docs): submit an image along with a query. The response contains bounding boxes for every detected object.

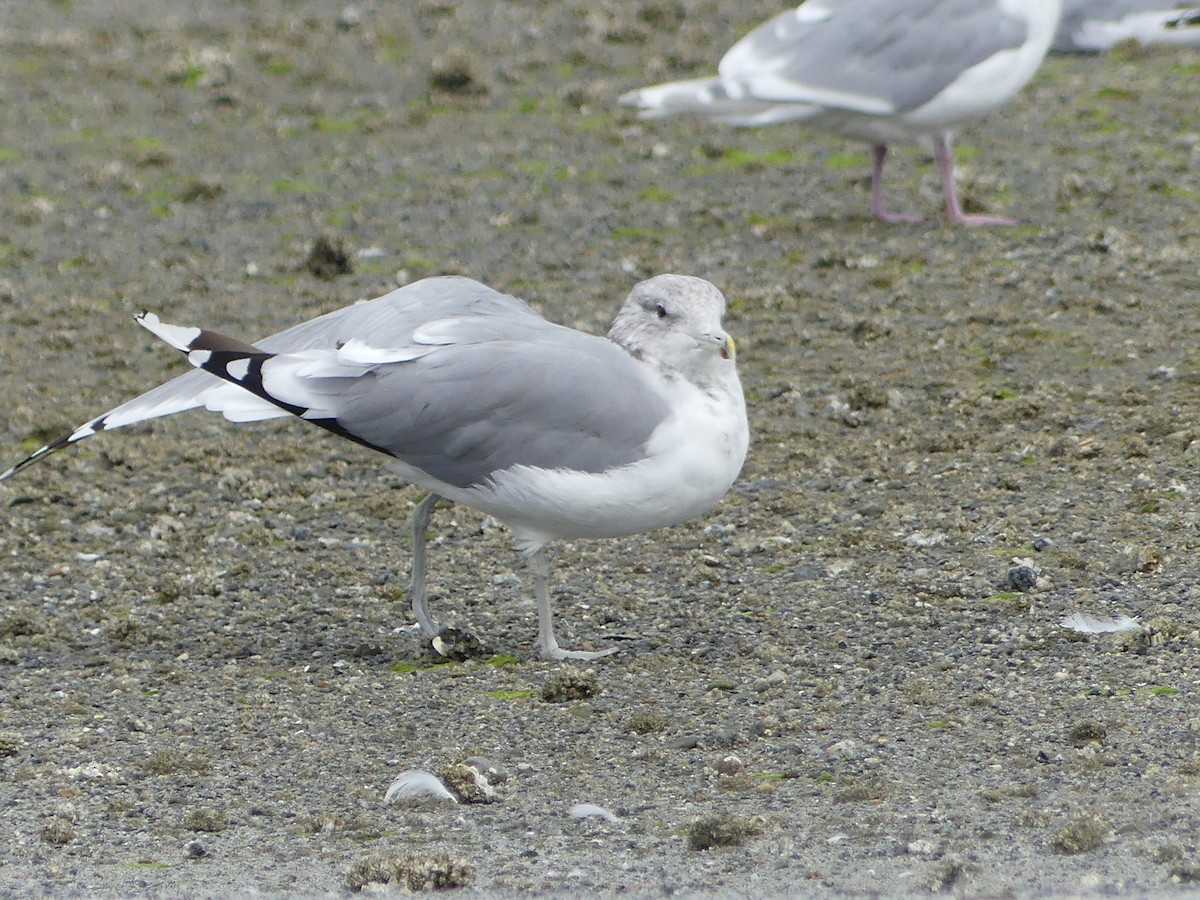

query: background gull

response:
[0,275,748,661]
[620,0,1063,225]
[1054,0,1200,51]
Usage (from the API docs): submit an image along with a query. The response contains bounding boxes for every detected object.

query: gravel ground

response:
[2,2,1199,897]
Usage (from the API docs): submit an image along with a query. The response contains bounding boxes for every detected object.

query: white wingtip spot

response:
[186,349,212,369]
[69,422,98,442]
[137,312,203,352]
[226,358,251,381]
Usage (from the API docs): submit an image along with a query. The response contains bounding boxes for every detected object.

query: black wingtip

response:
[0,412,110,484]
[0,433,75,484]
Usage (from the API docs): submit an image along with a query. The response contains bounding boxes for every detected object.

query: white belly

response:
[450,381,748,550]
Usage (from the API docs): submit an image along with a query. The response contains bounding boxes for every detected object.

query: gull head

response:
[608,275,737,379]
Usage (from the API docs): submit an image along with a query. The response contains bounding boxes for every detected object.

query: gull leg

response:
[409,492,443,638]
[531,547,618,662]
[935,135,1015,226]
[869,144,924,224]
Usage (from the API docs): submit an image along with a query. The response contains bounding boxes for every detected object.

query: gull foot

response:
[541,644,620,662]
[946,211,1016,226]
[873,210,925,224]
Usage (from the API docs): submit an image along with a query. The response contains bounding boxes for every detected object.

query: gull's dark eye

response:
[655,303,668,319]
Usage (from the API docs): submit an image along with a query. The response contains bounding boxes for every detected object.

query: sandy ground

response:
[1,1,1199,897]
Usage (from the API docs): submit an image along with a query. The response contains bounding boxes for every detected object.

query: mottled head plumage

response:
[607,274,736,380]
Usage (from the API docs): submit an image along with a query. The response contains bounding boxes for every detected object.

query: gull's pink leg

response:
[869,144,924,224]
[935,135,1015,226]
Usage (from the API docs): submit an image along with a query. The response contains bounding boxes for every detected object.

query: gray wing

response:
[719,0,1031,113]
[93,276,544,431]
[0,277,549,482]
[333,328,672,489]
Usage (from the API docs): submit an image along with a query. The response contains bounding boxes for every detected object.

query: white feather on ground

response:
[383,770,458,805]
[1059,613,1143,634]
[568,803,622,823]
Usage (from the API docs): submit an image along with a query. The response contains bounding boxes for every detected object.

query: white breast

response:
[459,376,749,550]
[905,0,1063,131]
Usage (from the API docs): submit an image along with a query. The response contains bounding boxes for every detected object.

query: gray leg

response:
[531,547,618,662]
[409,492,443,637]
[869,144,923,224]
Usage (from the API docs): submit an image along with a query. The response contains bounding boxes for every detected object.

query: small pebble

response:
[907,838,940,857]
[305,235,352,280]
[825,739,859,758]
[753,670,787,693]
[714,755,744,776]
[463,757,508,785]
[438,763,495,804]
[1007,565,1037,592]
[541,667,599,703]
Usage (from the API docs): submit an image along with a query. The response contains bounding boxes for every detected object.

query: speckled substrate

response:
[1,1,1199,897]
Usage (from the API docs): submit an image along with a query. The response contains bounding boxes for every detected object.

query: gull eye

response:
[655,303,668,319]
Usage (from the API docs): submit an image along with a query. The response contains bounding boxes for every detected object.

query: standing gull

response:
[1054,0,1200,51]
[620,0,1063,225]
[0,275,749,661]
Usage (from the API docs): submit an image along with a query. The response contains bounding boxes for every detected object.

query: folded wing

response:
[1,277,552,481]
[718,0,1031,114]
[135,305,674,491]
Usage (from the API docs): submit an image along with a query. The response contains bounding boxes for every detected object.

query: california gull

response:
[1,275,749,661]
[1054,0,1200,51]
[620,0,1063,225]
